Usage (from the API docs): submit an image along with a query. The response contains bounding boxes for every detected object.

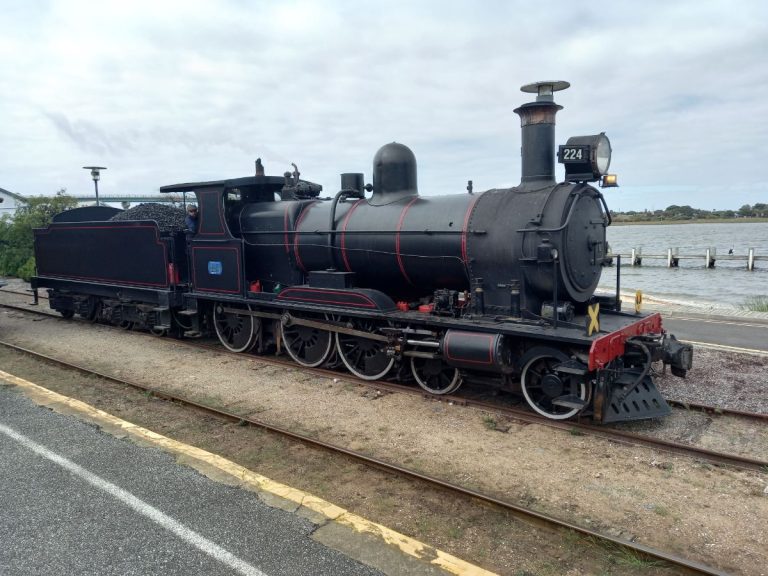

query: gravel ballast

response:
[0,293,766,576]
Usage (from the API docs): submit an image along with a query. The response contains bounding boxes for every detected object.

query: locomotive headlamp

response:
[600,174,619,188]
[557,133,612,183]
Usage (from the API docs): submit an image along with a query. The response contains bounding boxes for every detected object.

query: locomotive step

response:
[553,360,588,375]
[551,395,588,409]
[176,309,198,316]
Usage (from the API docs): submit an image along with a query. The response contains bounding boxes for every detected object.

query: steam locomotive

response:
[32,81,692,423]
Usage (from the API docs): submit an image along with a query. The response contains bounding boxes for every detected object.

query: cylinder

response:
[441,330,509,372]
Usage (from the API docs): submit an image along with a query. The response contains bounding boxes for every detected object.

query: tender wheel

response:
[79,297,101,322]
[281,313,334,367]
[119,320,134,330]
[335,319,394,381]
[149,326,168,337]
[59,309,75,319]
[521,348,589,420]
[410,356,462,395]
[213,303,259,353]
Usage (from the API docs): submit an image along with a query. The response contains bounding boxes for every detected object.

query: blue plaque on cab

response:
[208,261,223,275]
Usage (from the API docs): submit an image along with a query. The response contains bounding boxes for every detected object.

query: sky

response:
[1,0,767,212]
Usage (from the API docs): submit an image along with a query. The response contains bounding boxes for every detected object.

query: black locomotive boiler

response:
[32,81,692,423]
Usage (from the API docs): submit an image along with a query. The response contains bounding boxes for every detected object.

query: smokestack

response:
[513,81,569,186]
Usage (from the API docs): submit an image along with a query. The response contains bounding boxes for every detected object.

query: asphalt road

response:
[0,385,382,576]
[661,315,768,352]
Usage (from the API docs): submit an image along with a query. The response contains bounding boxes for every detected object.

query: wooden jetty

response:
[605,247,765,270]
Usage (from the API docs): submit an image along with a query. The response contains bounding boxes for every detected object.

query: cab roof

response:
[159,176,285,194]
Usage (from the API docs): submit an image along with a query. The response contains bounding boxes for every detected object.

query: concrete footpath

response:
[0,373,493,576]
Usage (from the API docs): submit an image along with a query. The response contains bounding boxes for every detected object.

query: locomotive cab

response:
[160,172,325,296]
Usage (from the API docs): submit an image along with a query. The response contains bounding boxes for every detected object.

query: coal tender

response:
[32,81,692,423]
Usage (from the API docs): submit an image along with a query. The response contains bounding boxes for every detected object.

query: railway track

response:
[0,336,730,576]
[2,298,766,473]
[0,288,47,300]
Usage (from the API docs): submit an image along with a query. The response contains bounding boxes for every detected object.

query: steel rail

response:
[0,303,768,471]
[666,399,768,422]
[0,288,47,300]
[1,300,767,471]
[0,338,728,576]
[307,377,768,472]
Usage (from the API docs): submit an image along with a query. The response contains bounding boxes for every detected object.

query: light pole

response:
[83,166,107,206]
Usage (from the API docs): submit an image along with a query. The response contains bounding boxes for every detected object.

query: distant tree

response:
[0,189,78,280]
[738,204,754,217]
[752,203,767,217]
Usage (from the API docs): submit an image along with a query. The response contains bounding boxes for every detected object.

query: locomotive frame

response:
[31,81,692,423]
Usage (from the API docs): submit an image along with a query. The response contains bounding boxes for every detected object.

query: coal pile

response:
[109,203,187,232]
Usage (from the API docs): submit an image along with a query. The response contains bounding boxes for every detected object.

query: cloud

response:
[0,0,766,210]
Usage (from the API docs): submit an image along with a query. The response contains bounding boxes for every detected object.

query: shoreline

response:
[611,218,768,226]
[607,290,768,321]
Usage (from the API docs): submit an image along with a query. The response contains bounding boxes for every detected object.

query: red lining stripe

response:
[197,190,226,236]
[444,332,495,365]
[276,287,377,308]
[190,245,242,294]
[283,205,291,254]
[37,273,168,288]
[461,195,481,265]
[340,199,365,272]
[395,197,419,286]
[293,202,317,272]
[36,224,170,285]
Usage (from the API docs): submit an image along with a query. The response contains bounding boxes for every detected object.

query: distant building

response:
[0,187,27,217]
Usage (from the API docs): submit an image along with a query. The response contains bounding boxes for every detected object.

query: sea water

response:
[596,222,768,307]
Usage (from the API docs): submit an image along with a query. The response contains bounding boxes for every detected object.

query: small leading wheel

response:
[281,313,334,367]
[520,347,590,420]
[149,326,168,337]
[213,303,259,353]
[335,319,394,381]
[410,356,462,395]
[119,320,134,330]
[59,309,74,319]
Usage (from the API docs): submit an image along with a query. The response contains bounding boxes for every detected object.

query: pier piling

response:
[605,247,763,270]
[706,247,716,269]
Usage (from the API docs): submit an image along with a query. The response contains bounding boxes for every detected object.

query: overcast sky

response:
[2,0,766,212]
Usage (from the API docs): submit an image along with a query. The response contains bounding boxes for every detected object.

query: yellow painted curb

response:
[0,369,497,576]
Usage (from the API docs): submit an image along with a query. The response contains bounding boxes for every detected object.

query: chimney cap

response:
[521,81,570,101]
